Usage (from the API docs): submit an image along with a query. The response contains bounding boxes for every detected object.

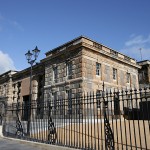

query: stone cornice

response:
[43,36,140,69]
[82,42,141,69]
[44,77,83,89]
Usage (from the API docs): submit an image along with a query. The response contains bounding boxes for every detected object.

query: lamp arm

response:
[28,59,36,66]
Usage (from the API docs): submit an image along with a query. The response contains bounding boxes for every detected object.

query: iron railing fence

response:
[3,86,150,150]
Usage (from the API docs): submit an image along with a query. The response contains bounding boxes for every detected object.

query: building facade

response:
[43,36,140,99]
[0,63,45,120]
[42,36,140,116]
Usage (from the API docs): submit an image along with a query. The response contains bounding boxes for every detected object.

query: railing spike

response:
[110,89,112,95]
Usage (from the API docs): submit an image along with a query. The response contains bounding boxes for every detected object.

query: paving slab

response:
[0,125,76,150]
[0,137,77,150]
[0,137,39,150]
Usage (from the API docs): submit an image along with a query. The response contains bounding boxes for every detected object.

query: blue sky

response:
[0,0,150,73]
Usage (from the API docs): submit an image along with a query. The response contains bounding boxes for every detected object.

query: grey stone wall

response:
[81,48,139,92]
[44,49,83,116]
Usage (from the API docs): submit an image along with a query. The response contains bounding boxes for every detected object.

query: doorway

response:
[22,95,30,121]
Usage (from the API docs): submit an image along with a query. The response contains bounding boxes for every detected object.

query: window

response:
[66,62,72,79]
[126,73,130,83]
[139,70,148,82]
[53,92,57,115]
[114,92,120,115]
[53,66,58,82]
[67,90,72,114]
[96,90,102,108]
[113,68,117,80]
[96,63,101,76]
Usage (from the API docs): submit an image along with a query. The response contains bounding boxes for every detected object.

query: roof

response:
[138,60,150,65]
[45,35,137,61]
[0,70,18,77]
[45,35,84,56]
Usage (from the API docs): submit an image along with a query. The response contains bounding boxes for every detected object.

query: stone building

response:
[43,36,140,95]
[0,70,18,120]
[138,60,150,88]
[0,63,45,120]
[0,70,18,104]
[42,36,140,116]
[138,60,150,111]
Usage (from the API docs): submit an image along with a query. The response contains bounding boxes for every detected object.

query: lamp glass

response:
[32,46,40,59]
[25,50,33,61]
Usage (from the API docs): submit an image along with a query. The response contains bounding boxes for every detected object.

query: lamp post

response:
[25,46,40,135]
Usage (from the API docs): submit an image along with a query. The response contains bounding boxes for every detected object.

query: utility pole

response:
[139,48,143,61]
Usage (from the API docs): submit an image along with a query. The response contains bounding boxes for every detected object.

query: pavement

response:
[0,125,77,150]
[0,137,40,150]
[0,137,77,150]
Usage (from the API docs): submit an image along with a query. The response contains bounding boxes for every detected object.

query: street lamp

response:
[25,46,40,135]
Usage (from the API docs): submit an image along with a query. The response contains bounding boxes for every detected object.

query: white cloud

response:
[121,34,150,61]
[11,21,24,31]
[0,13,24,32]
[0,51,16,74]
[125,35,150,46]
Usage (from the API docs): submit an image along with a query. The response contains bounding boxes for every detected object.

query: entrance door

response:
[23,95,29,121]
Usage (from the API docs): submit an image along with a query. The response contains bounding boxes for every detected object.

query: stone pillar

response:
[7,74,13,104]
[31,79,38,119]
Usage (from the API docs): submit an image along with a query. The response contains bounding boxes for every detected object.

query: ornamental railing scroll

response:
[48,101,57,143]
[102,82,114,150]
[15,100,24,136]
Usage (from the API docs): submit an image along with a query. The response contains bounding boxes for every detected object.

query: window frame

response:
[66,61,72,79]
[53,66,58,82]
[96,62,101,76]
[113,68,117,80]
[126,73,130,83]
